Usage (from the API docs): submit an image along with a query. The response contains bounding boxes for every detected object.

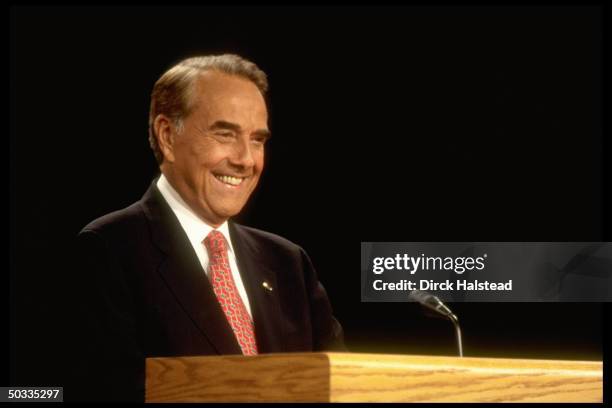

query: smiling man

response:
[66,54,345,402]
[153,66,270,227]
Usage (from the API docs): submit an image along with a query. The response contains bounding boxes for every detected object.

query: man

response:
[65,54,345,402]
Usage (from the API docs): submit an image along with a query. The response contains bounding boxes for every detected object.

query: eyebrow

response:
[209,120,272,140]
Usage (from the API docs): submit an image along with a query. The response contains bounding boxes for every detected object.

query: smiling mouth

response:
[213,173,246,187]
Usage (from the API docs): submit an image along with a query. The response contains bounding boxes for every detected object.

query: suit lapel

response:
[229,222,284,353]
[140,181,242,355]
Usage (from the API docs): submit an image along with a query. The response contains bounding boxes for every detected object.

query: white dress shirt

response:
[156,174,253,318]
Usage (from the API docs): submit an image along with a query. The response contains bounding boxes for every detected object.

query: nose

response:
[229,137,256,170]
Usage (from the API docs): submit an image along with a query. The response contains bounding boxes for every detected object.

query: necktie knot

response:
[204,230,227,255]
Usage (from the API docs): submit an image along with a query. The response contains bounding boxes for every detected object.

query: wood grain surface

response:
[145,352,602,402]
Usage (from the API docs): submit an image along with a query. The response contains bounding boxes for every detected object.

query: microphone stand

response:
[409,290,464,357]
[447,311,463,358]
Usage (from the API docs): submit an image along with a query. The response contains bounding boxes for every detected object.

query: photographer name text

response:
[372,279,513,291]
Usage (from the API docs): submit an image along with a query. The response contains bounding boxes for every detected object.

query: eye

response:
[251,136,268,147]
[215,131,235,139]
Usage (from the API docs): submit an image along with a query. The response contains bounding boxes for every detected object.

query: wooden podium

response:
[145,352,602,403]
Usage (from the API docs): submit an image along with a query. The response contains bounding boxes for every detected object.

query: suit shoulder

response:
[80,200,145,237]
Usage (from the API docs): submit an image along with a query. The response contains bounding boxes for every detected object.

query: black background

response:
[10,5,608,388]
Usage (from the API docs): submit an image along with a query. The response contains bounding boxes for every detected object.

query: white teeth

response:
[215,175,243,186]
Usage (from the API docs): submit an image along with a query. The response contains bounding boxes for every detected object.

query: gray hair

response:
[148,54,269,164]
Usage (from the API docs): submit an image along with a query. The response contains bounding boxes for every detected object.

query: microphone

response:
[408,290,464,357]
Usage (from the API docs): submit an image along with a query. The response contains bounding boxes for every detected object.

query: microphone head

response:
[408,290,456,319]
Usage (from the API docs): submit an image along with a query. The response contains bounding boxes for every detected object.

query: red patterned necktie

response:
[203,230,258,355]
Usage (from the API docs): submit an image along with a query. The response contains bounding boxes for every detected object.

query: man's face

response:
[162,71,269,227]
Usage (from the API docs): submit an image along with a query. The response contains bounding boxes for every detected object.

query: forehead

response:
[191,71,268,125]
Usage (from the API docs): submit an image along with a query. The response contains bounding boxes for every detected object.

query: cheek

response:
[254,150,265,172]
[190,143,223,168]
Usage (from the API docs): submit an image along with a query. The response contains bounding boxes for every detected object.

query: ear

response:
[154,114,177,163]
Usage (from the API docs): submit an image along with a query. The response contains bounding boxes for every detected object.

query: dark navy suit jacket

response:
[64,180,345,401]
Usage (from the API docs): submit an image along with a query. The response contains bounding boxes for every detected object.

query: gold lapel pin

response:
[262,281,273,292]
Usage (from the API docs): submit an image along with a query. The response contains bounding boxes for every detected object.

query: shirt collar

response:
[156,173,235,253]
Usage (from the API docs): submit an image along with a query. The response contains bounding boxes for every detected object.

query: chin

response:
[214,206,244,220]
